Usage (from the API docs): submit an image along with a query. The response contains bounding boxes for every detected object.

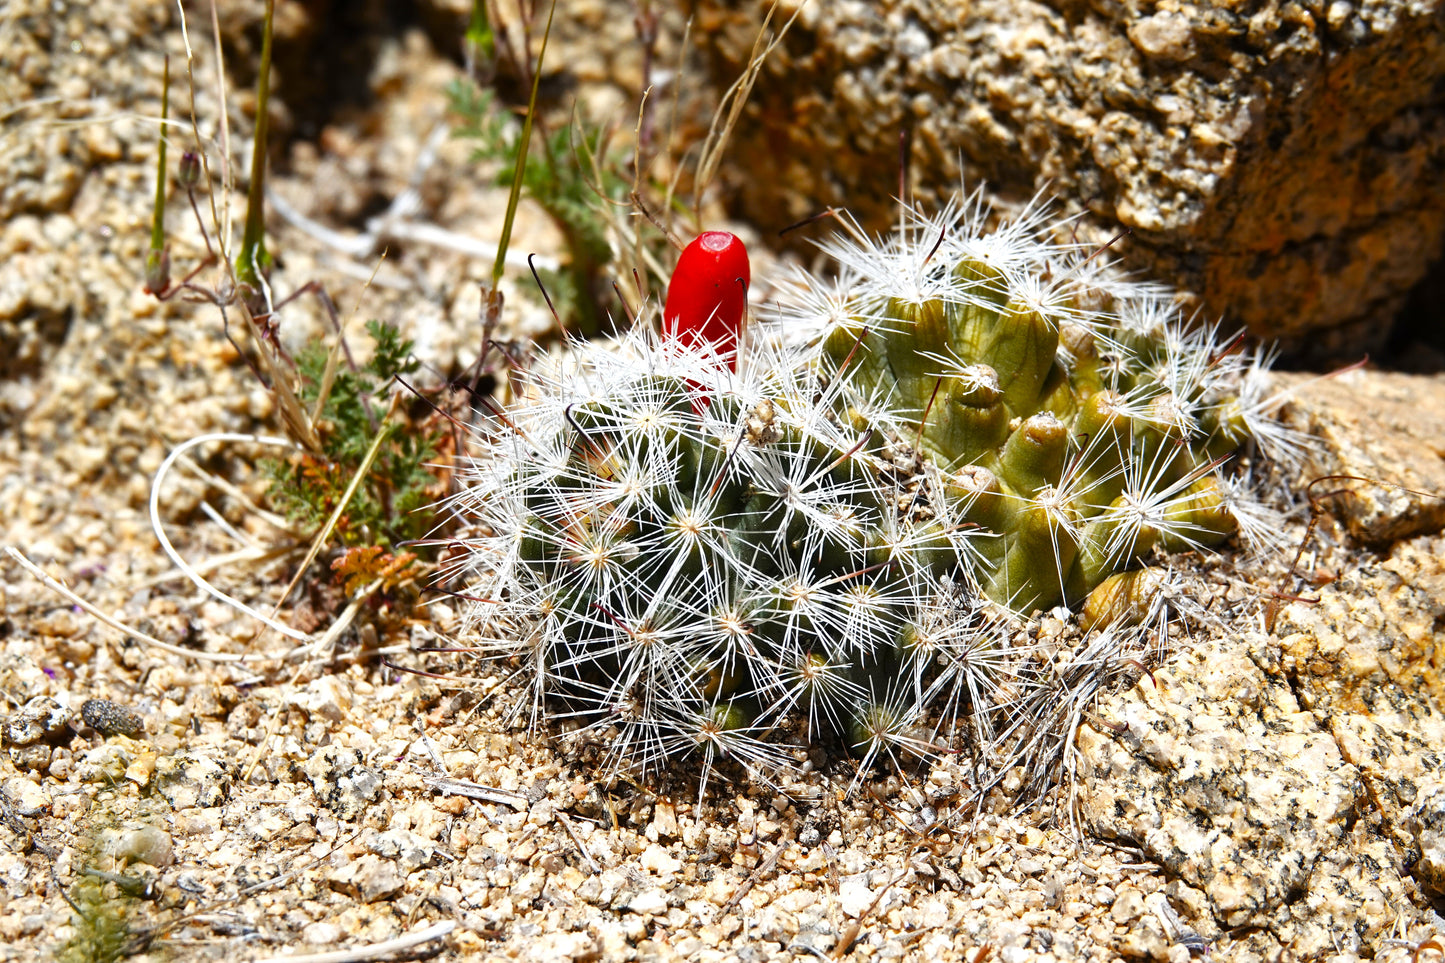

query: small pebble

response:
[4,697,70,745]
[115,825,173,867]
[81,698,144,737]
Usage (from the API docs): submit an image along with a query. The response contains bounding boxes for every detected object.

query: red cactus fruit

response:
[662,231,750,370]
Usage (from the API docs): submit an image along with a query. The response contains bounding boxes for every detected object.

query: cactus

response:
[447,193,1299,791]
[783,196,1283,615]
[451,332,987,784]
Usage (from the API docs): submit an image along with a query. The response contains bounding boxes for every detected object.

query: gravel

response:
[2,2,1444,961]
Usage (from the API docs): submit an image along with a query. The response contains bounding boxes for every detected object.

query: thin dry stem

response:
[136,543,296,589]
[252,914,455,962]
[239,305,325,455]
[149,432,314,642]
[693,1,807,223]
[206,0,235,261]
[3,546,283,664]
[173,451,295,532]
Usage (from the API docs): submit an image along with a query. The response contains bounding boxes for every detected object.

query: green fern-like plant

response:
[56,874,135,963]
[264,320,444,550]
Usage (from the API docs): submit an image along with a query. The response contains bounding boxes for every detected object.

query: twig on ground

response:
[137,544,297,590]
[248,920,456,963]
[149,432,314,642]
[831,865,910,959]
[173,451,296,533]
[556,811,600,874]
[3,546,281,664]
[720,839,787,916]
[422,777,529,811]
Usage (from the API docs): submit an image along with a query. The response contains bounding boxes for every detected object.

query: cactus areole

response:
[662,231,750,370]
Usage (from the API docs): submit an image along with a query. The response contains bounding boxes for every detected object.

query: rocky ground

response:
[3,2,1445,962]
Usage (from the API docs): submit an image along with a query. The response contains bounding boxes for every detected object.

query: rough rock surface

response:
[695,0,1445,359]
[1078,524,1445,954]
[1078,633,1364,931]
[1280,369,1445,543]
[1405,779,1445,894]
[1276,536,1445,858]
[304,747,386,822]
[154,751,233,810]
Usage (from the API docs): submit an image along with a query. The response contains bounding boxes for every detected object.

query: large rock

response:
[1275,535,1445,859]
[1077,536,1445,952]
[696,0,1445,359]
[1278,370,1445,544]
[1077,632,1367,932]
[1077,367,1445,952]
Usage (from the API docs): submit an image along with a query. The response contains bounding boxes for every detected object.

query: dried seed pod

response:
[178,149,201,189]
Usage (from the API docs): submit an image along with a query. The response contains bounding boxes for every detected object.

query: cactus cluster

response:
[446,193,1298,791]
[785,195,1294,619]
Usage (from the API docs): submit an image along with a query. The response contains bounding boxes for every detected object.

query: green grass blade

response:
[236,0,275,289]
[492,0,558,288]
[144,55,170,294]
[465,0,495,73]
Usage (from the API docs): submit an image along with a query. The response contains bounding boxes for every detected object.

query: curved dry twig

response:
[149,432,316,642]
[249,920,456,963]
[2,546,285,664]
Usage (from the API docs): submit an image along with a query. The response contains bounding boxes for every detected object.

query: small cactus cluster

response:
[446,193,1298,792]
[449,331,989,781]
[785,194,1295,619]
